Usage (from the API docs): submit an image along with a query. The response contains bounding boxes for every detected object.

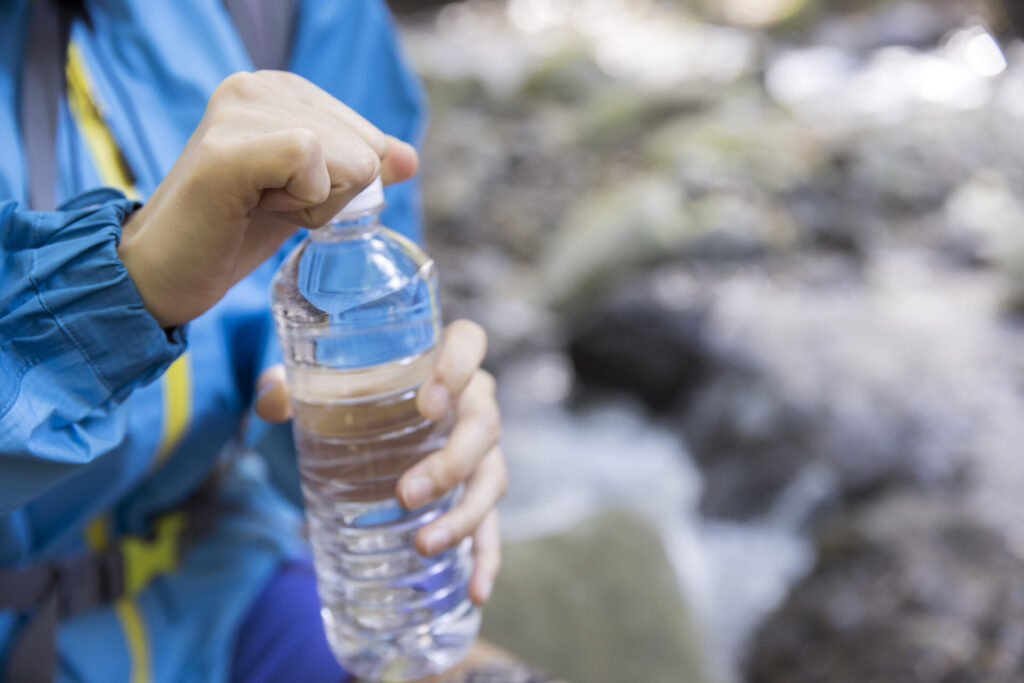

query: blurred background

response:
[386,1,1024,681]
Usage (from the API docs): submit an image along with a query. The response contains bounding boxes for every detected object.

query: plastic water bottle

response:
[270,178,480,681]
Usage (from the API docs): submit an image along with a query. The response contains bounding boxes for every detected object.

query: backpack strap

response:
[223,0,298,71]
[19,0,296,211]
[19,0,72,211]
[1,485,223,683]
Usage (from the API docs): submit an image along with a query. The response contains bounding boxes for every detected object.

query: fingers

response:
[269,70,391,157]
[225,126,332,217]
[417,320,488,420]
[205,72,417,229]
[256,134,415,227]
[235,135,416,279]
[381,136,419,186]
[414,447,508,559]
[215,70,389,157]
[402,369,500,509]
[252,128,380,228]
[254,365,292,422]
[252,128,331,212]
[469,510,501,604]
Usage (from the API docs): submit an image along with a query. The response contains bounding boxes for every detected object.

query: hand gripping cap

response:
[333,177,385,222]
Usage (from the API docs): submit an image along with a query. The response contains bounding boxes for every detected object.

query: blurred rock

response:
[747,492,1024,683]
[567,287,712,411]
[539,177,802,307]
[645,106,827,195]
[841,114,994,214]
[578,85,714,151]
[710,0,985,39]
[519,42,613,105]
[688,255,1015,519]
[538,176,690,306]
[1003,0,1024,36]
[481,511,713,683]
[399,2,1024,679]
[421,73,494,115]
[689,193,799,258]
[566,253,1020,522]
[703,0,811,30]
[421,108,509,242]
[943,171,1024,311]
[682,363,823,520]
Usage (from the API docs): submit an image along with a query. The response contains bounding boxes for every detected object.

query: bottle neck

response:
[310,212,382,241]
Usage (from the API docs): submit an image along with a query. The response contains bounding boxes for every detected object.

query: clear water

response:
[271,217,479,681]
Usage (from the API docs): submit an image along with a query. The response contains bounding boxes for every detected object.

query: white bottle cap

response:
[333,177,386,222]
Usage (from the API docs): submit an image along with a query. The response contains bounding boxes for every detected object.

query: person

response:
[0,1,508,681]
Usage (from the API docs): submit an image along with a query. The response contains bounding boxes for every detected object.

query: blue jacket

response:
[0,1,426,680]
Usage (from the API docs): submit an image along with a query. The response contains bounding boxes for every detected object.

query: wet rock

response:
[577,85,715,152]
[688,192,799,258]
[1004,0,1024,36]
[421,73,495,115]
[841,114,993,215]
[421,108,510,243]
[689,255,1014,519]
[481,511,713,683]
[746,492,1024,683]
[645,105,827,196]
[682,363,823,519]
[519,42,614,105]
[538,176,691,306]
[539,177,802,307]
[943,171,1024,311]
[568,252,1016,521]
[646,105,851,253]
[700,0,812,30]
[567,288,712,411]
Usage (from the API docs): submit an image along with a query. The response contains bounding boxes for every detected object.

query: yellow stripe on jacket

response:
[68,41,195,683]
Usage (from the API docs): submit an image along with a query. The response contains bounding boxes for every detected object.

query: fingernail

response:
[423,384,450,417]
[423,526,452,555]
[403,476,435,509]
[255,378,280,403]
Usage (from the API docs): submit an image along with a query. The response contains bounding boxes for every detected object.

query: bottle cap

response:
[333,177,385,222]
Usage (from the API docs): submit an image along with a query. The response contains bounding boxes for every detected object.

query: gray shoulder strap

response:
[223,0,299,71]
[19,0,296,212]
[20,0,71,211]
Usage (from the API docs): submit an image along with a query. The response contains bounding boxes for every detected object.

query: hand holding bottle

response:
[255,319,506,606]
[117,69,505,606]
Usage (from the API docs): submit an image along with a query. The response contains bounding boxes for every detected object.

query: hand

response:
[118,70,419,328]
[255,320,507,604]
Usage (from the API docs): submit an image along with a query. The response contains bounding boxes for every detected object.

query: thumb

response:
[381,136,419,186]
[254,365,293,422]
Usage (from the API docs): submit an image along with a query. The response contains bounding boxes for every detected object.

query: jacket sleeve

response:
[0,188,186,516]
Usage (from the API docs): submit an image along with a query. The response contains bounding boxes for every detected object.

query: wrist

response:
[117,207,174,329]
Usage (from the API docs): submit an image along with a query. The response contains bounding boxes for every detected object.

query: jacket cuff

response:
[31,188,187,403]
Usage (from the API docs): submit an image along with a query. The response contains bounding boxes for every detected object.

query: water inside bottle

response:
[290,363,478,681]
[272,220,480,681]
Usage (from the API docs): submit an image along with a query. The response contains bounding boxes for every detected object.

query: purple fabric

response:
[230,559,352,683]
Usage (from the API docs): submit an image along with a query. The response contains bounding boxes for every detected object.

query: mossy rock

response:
[482,511,713,683]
